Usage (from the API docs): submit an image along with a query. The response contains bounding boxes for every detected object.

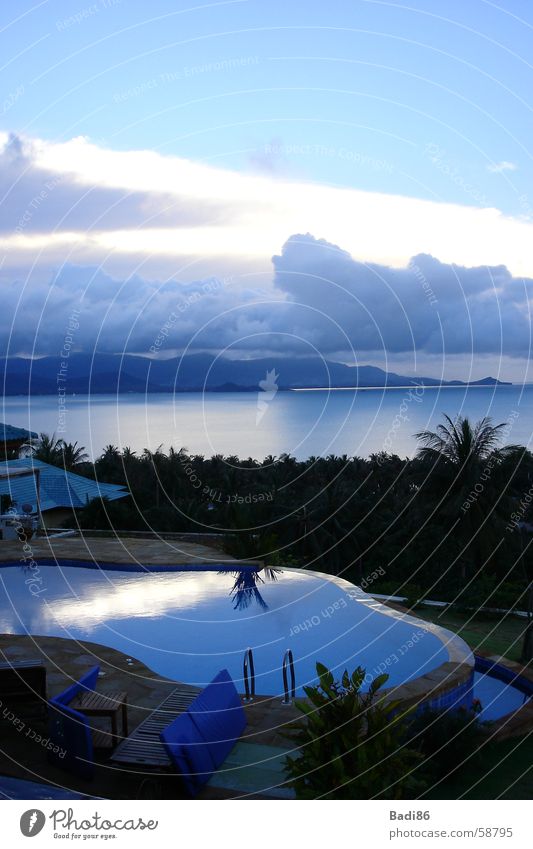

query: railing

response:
[281,649,296,705]
[243,647,255,702]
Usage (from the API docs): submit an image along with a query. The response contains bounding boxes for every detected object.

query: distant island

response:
[0,354,510,395]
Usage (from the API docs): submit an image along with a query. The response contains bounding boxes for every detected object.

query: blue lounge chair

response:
[111,671,294,798]
[160,669,247,797]
[48,666,101,779]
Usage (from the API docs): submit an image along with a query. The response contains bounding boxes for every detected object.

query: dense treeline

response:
[30,417,533,616]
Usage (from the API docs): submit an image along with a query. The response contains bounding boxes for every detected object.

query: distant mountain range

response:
[0,354,510,395]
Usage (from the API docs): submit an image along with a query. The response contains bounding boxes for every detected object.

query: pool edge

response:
[284,566,475,714]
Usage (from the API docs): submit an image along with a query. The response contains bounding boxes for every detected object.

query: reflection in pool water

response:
[225,568,280,611]
[1,563,454,696]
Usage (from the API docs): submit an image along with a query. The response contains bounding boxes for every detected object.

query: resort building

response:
[0,458,128,529]
[0,423,38,460]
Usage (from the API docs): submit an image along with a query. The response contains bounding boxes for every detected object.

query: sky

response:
[1,0,533,381]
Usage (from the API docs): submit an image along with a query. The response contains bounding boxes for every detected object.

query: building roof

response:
[0,459,128,512]
[0,423,38,443]
[0,463,37,481]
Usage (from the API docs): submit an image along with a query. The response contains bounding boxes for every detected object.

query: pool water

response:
[473,670,530,722]
[0,563,452,696]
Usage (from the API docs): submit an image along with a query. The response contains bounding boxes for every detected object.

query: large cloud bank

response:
[0,132,531,367]
[0,232,530,364]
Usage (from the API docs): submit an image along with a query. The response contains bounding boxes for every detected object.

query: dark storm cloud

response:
[272,234,533,358]
[0,263,273,357]
[0,230,530,360]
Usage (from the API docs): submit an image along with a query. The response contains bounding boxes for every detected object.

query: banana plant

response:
[284,662,424,799]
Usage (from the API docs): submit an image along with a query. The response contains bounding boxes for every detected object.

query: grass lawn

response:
[408,606,528,663]
[425,735,533,799]
[410,606,531,799]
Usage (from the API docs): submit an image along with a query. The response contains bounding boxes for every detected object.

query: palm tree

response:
[415,415,517,472]
[60,440,89,471]
[226,569,268,610]
[102,444,120,458]
[142,445,166,508]
[95,444,124,484]
[415,415,520,577]
[21,432,63,464]
[224,568,280,611]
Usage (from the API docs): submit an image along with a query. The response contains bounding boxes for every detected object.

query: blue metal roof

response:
[0,422,38,442]
[0,459,128,512]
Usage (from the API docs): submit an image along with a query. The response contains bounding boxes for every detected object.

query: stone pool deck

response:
[380,600,533,742]
[0,535,290,799]
[0,634,299,799]
[0,535,255,567]
[2,541,530,796]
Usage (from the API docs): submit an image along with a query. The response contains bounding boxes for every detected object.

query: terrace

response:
[0,532,240,568]
[0,534,531,799]
[0,633,300,799]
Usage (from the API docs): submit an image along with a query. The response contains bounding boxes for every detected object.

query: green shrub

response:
[283,663,425,799]
[447,576,528,613]
[407,706,489,781]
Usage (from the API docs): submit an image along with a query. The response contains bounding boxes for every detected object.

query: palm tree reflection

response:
[221,568,280,611]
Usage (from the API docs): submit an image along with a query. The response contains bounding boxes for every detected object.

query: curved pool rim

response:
[474,655,533,697]
[0,558,475,706]
[0,556,473,667]
[472,654,533,724]
[301,568,474,711]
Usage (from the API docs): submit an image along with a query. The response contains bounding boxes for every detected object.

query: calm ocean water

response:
[2,385,533,461]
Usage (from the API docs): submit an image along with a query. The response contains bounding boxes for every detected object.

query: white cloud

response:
[1,132,533,278]
[487,160,518,174]
[1,132,533,371]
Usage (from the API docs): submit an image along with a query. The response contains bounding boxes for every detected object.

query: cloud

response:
[0,132,532,368]
[1,132,533,281]
[247,137,289,175]
[0,132,239,236]
[271,234,533,358]
[0,261,280,358]
[487,160,518,174]
[0,235,531,366]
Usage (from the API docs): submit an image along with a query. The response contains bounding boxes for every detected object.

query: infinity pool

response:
[472,671,528,721]
[0,562,455,696]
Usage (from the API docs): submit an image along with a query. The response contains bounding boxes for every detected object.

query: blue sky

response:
[1,0,533,380]
[3,0,532,212]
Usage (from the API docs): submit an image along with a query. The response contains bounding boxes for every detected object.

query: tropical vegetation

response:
[22,432,89,470]
[29,414,531,659]
[283,662,423,799]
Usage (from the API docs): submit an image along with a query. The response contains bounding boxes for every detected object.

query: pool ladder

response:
[243,647,255,702]
[241,647,296,705]
[281,649,296,705]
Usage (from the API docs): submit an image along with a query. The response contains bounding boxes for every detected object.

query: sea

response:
[2,384,532,461]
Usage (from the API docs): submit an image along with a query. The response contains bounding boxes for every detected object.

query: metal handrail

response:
[243,647,255,702]
[281,649,296,705]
